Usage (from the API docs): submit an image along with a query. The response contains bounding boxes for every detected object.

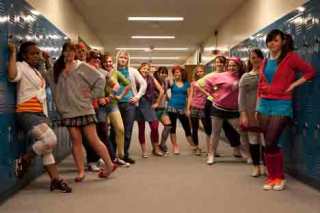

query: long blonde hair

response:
[114,50,131,70]
[192,65,205,81]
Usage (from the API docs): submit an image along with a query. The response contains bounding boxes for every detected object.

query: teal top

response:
[118,67,133,103]
[264,59,278,83]
[168,81,190,110]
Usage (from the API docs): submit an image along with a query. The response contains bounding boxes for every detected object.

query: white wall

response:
[191,0,306,64]
[26,0,103,50]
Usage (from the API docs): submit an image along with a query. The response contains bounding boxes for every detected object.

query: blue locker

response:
[0,0,72,202]
[228,0,320,189]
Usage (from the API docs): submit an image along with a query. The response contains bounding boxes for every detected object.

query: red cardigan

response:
[258,52,316,100]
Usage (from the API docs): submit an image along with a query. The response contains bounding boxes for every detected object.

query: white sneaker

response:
[263,179,275,191]
[97,158,105,166]
[88,162,100,172]
[273,179,286,191]
[115,158,130,167]
[207,154,215,165]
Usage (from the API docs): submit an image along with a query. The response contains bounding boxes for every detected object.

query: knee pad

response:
[42,153,56,166]
[32,126,57,155]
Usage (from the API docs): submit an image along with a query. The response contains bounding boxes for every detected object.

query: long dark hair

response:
[53,42,76,83]
[154,66,168,84]
[247,48,264,71]
[266,29,293,64]
[284,33,295,52]
[17,41,37,62]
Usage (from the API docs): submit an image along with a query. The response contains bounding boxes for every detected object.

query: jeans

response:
[118,102,136,158]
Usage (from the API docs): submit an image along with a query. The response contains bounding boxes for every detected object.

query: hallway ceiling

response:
[71,0,247,66]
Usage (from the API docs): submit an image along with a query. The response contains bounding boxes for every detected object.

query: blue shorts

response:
[256,98,293,117]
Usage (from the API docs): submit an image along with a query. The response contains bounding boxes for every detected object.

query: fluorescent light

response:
[131,36,175,39]
[297,6,305,12]
[116,47,189,51]
[154,48,188,51]
[131,63,177,67]
[30,10,41,16]
[204,47,229,52]
[116,48,149,51]
[128,17,184,21]
[131,56,181,60]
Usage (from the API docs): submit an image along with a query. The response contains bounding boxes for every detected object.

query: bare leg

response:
[68,127,85,179]
[82,124,114,171]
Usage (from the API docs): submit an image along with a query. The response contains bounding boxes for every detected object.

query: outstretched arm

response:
[8,42,18,81]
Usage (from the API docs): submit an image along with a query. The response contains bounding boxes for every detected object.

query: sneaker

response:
[88,163,100,172]
[50,179,72,193]
[114,158,130,167]
[97,159,105,166]
[273,179,286,191]
[123,157,135,164]
[207,154,215,165]
[263,178,275,190]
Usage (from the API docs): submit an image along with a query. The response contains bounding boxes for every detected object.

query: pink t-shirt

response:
[191,81,207,109]
[199,71,239,110]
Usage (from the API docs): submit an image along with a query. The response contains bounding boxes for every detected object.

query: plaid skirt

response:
[62,114,97,127]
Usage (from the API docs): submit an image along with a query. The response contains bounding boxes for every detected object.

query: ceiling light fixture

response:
[131,36,175,39]
[297,6,305,13]
[131,56,181,60]
[131,63,178,67]
[204,47,229,52]
[128,17,184,21]
[154,48,188,51]
[116,47,189,51]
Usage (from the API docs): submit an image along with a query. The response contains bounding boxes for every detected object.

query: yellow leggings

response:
[107,110,125,158]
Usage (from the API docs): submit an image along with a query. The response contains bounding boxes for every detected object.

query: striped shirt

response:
[16,97,43,113]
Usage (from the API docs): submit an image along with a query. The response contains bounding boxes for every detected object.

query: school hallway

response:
[1,125,320,213]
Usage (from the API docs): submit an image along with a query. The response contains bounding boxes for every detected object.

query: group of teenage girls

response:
[7,29,316,193]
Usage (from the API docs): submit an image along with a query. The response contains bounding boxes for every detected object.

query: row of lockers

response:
[231,0,320,188]
[0,0,71,202]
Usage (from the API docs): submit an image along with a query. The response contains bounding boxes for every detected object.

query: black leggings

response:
[191,116,211,146]
[258,114,289,154]
[223,121,241,147]
[167,112,192,137]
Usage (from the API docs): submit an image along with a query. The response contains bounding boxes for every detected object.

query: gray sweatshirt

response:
[54,61,106,119]
[238,71,259,112]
